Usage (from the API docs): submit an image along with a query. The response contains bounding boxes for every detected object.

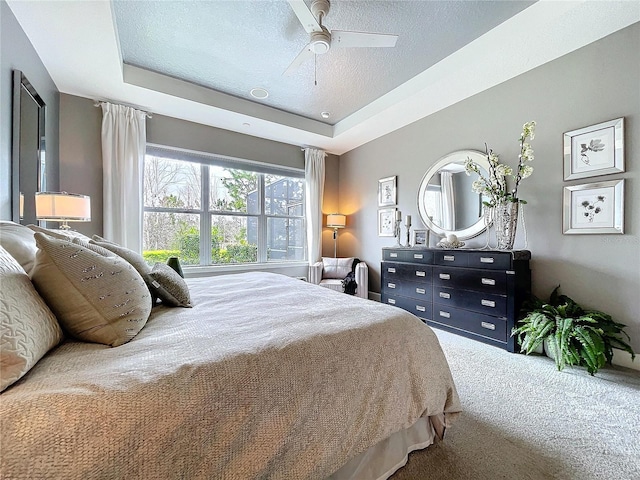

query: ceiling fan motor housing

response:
[310,28,331,54]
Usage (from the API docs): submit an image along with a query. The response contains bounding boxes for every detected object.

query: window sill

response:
[184,261,309,278]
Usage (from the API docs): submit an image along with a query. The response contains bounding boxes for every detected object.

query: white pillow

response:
[0,221,37,274]
[0,245,63,392]
[30,233,152,347]
[322,257,355,279]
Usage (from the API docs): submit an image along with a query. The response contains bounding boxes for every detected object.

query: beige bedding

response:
[0,272,460,479]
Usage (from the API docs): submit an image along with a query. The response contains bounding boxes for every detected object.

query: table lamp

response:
[35,192,91,230]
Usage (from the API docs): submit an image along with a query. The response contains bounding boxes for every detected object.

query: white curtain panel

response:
[304,148,325,264]
[100,103,147,251]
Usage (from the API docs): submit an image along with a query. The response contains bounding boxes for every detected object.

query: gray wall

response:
[338,23,640,354]
[0,0,59,219]
[59,94,102,236]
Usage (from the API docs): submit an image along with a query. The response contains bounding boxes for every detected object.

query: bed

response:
[0,223,461,479]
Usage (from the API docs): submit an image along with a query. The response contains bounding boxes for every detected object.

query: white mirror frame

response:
[417,150,489,240]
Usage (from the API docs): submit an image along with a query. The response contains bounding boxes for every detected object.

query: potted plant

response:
[512,286,635,375]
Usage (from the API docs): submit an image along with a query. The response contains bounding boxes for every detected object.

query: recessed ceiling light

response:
[321,111,330,119]
[250,87,269,99]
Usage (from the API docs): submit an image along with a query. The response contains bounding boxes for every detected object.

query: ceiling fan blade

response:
[287,0,322,33]
[284,45,315,76]
[331,30,398,48]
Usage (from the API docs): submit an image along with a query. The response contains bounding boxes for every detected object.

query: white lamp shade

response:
[35,192,91,222]
[326,213,346,228]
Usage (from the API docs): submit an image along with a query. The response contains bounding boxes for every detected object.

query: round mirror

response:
[417,150,489,240]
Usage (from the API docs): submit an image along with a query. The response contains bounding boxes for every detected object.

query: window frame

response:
[143,145,306,268]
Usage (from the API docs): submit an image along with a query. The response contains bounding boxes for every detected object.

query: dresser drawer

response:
[383,262,432,284]
[433,287,507,317]
[433,266,507,294]
[381,293,431,320]
[467,252,512,270]
[433,250,468,267]
[383,249,433,264]
[383,279,433,301]
[430,305,508,342]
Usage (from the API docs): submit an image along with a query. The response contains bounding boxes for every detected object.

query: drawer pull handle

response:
[388,267,396,273]
[439,273,451,280]
[416,305,426,312]
[390,252,398,258]
[480,257,495,263]
[439,292,451,299]
[481,278,496,286]
[443,255,455,262]
[413,253,423,259]
[481,322,496,330]
[416,288,426,294]
[388,298,396,305]
[439,311,451,319]
[481,299,496,308]
[388,283,396,289]
[416,271,426,277]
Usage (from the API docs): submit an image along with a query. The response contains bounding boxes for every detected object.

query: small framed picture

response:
[412,229,430,247]
[378,176,397,207]
[563,117,624,180]
[378,208,396,237]
[563,179,624,234]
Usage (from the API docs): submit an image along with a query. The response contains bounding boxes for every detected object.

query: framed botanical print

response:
[378,208,396,237]
[378,176,397,207]
[562,180,624,234]
[563,117,624,180]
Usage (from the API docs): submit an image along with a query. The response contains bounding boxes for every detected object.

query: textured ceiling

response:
[9,0,638,154]
[112,0,534,124]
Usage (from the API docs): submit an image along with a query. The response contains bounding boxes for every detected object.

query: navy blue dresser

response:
[381,247,531,352]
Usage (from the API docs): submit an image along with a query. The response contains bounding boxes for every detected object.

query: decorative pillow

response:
[147,263,192,308]
[28,224,92,242]
[89,236,151,278]
[30,233,151,347]
[71,237,116,258]
[0,221,37,274]
[322,257,355,279]
[0,246,63,392]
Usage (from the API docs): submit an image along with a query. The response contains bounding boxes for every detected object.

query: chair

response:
[309,257,369,299]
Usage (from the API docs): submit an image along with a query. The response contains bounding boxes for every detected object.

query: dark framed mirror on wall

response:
[12,69,46,225]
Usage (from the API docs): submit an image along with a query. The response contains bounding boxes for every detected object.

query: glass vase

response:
[493,201,519,250]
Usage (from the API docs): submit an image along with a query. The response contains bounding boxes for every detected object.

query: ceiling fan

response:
[284,0,399,75]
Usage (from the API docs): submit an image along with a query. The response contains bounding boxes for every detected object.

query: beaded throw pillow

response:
[30,233,152,347]
[147,262,192,308]
[89,236,151,278]
[0,246,63,392]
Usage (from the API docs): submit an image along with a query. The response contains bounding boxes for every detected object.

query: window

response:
[143,146,306,267]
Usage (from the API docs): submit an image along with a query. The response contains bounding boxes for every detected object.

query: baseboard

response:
[612,349,638,371]
[369,291,381,302]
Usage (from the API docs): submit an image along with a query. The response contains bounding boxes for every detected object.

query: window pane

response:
[267,217,305,261]
[143,212,200,265]
[144,156,201,209]
[265,175,304,216]
[210,167,259,214]
[211,215,258,264]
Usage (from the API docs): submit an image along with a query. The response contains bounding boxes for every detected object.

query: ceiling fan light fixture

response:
[250,87,269,99]
[310,29,331,54]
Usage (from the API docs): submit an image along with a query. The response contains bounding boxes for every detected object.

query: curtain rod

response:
[93,100,152,118]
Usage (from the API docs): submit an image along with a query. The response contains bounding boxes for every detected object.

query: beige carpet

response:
[392,329,640,480]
